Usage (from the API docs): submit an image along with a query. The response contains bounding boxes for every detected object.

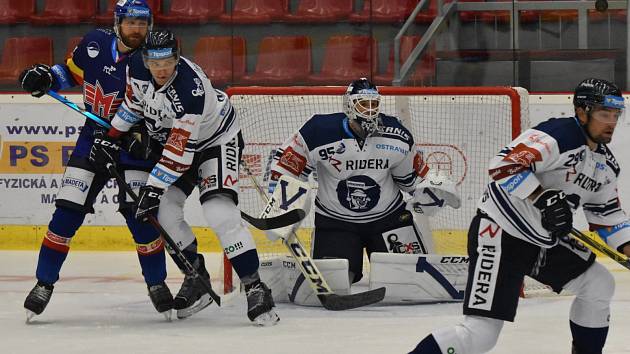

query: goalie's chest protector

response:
[301,113,413,223]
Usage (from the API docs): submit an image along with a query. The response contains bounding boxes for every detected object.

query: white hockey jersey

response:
[479,117,630,250]
[269,113,429,223]
[110,56,238,190]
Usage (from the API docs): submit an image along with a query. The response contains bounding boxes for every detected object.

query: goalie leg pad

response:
[259,256,351,306]
[157,186,197,250]
[369,252,468,302]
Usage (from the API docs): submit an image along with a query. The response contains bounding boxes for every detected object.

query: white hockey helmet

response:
[343,78,381,136]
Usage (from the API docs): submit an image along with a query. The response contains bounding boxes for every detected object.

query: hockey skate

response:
[24,281,54,322]
[245,281,279,326]
[173,255,213,319]
[148,282,174,321]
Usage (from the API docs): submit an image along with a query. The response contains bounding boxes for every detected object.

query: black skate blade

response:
[318,287,386,311]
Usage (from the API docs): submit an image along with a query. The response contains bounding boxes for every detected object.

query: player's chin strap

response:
[46,90,306,231]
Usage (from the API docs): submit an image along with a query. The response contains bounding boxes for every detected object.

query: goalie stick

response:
[570,228,630,270]
[240,161,386,310]
[47,90,305,231]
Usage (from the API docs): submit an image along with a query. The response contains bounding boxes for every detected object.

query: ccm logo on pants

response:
[468,219,502,311]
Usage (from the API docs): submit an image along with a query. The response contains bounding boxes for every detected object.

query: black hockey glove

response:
[18,64,53,98]
[89,130,121,170]
[120,132,152,161]
[135,185,164,222]
[533,189,573,239]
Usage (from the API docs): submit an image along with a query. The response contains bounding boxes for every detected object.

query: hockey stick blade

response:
[242,209,306,230]
[318,287,386,311]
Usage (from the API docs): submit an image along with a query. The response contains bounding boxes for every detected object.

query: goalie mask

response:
[114,0,153,49]
[343,78,381,136]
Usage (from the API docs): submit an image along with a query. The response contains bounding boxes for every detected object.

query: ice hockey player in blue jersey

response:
[18,0,173,321]
[409,78,627,354]
[268,78,461,285]
[93,29,279,325]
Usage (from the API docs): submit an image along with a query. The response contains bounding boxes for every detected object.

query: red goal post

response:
[221,86,530,294]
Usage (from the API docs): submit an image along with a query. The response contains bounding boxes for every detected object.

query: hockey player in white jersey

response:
[266,78,461,300]
[90,29,278,325]
[410,78,627,354]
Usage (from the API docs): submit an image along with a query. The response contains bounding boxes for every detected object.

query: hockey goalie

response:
[256,78,466,306]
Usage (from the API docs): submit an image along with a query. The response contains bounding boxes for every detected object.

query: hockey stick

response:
[570,228,630,270]
[47,90,305,231]
[106,163,222,305]
[240,161,386,310]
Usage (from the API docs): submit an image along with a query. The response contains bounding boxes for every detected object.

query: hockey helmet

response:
[114,0,153,39]
[573,78,624,111]
[343,78,381,136]
[142,29,180,68]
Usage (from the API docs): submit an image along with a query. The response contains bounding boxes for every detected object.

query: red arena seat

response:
[0,37,53,85]
[307,35,377,85]
[240,36,311,85]
[194,36,246,87]
[0,0,35,24]
[349,0,425,24]
[283,0,353,23]
[29,0,97,25]
[94,0,161,25]
[155,0,224,24]
[373,36,435,86]
[219,0,289,24]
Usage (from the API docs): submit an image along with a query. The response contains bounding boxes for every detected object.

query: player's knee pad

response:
[48,206,86,237]
[433,316,503,354]
[157,186,197,250]
[564,262,615,328]
[202,195,256,259]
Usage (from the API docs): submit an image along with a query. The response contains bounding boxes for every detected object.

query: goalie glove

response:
[410,170,461,217]
[260,175,311,241]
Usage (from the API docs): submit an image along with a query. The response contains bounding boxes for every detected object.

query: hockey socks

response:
[230,249,260,279]
[409,334,442,354]
[36,207,85,284]
[123,209,167,286]
[570,321,608,354]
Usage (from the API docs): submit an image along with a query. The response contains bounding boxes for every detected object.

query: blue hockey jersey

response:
[50,28,135,121]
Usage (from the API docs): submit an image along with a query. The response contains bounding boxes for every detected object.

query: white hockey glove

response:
[410,170,461,217]
[260,175,312,241]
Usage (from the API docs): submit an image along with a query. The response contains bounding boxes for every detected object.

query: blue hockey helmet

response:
[343,78,381,136]
[114,0,153,39]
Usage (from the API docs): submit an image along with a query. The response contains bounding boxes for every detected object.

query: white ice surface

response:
[1,251,630,354]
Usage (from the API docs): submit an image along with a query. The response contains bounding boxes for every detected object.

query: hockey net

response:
[221,86,552,296]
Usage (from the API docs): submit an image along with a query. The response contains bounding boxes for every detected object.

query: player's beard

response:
[121,32,145,50]
[584,120,614,144]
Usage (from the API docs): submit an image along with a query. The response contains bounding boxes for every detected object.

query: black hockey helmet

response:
[573,78,624,112]
[142,29,180,68]
[343,78,381,136]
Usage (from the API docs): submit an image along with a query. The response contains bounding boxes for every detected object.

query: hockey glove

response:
[533,189,573,239]
[411,170,461,217]
[18,64,53,98]
[89,130,121,170]
[120,133,152,161]
[135,185,164,222]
